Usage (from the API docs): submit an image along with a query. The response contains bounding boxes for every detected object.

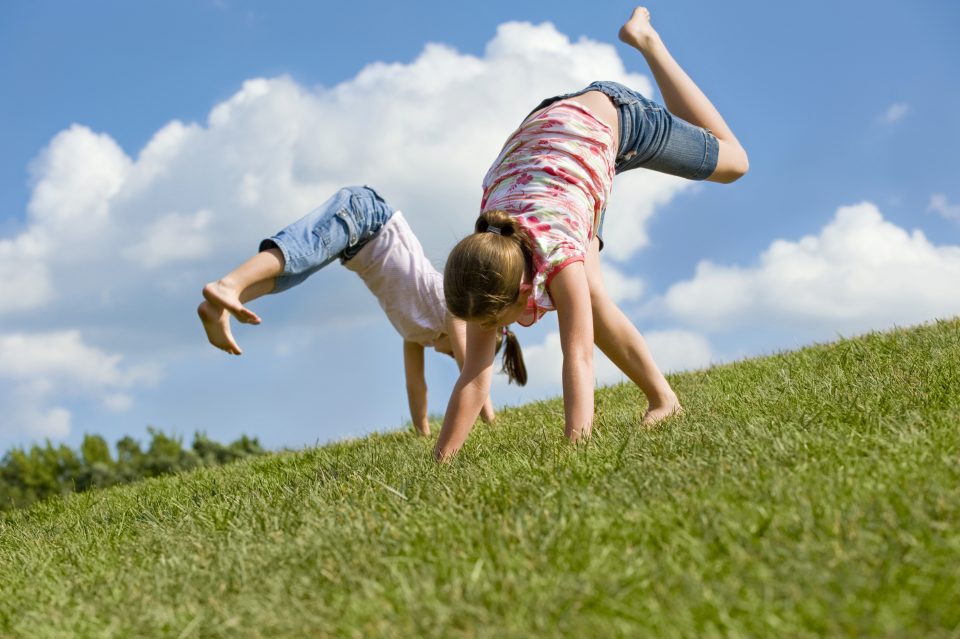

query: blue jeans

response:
[529,80,720,248]
[260,186,395,293]
[530,80,720,180]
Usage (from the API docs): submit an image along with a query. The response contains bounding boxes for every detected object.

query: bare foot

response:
[197,300,243,355]
[202,280,261,325]
[641,393,683,428]
[618,6,661,53]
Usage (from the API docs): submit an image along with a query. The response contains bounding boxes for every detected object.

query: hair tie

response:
[501,326,509,336]
[486,225,503,236]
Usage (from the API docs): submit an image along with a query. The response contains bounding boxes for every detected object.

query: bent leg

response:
[584,237,681,424]
[203,248,284,323]
[199,248,284,355]
[198,186,393,355]
[619,6,748,183]
[202,186,356,328]
[198,187,359,355]
[263,188,359,292]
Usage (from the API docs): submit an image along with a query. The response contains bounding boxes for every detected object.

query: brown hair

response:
[444,210,531,325]
[495,325,528,386]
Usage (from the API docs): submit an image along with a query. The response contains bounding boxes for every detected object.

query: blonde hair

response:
[445,210,530,386]
[444,210,530,324]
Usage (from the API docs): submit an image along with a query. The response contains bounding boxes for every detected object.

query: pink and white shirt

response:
[480,101,616,326]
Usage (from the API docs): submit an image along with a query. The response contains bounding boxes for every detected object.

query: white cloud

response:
[0,233,53,314]
[877,102,910,124]
[602,171,690,261]
[497,328,711,397]
[0,331,146,385]
[509,331,628,392]
[102,393,134,412]
[0,331,160,440]
[124,209,214,268]
[660,202,960,333]
[644,330,713,373]
[7,21,681,309]
[928,193,960,222]
[1,21,691,443]
[9,406,73,441]
[599,262,644,304]
[27,124,132,244]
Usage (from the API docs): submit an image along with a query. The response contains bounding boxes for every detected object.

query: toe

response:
[236,307,262,324]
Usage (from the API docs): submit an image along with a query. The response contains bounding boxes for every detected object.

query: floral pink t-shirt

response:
[481,101,616,326]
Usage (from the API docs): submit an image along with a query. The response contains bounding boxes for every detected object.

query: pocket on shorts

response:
[349,192,379,244]
[322,187,374,250]
[334,207,362,248]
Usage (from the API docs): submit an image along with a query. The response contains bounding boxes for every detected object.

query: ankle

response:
[646,388,678,409]
[636,32,665,58]
[216,276,236,289]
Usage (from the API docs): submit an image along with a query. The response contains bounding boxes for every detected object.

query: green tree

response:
[115,436,145,483]
[1,429,267,512]
[142,428,199,478]
[76,434,117,492]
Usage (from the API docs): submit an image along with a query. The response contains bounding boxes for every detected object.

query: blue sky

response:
[1,0,958,453]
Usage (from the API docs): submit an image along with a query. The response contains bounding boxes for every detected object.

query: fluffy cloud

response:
[601,170,689,261]
[0,234,53,314]
[27,125,132,232]
[506,331,621,393]
[644,330,713,373]
[7,406,72,441]
[497,328,712,398]
[0,22,689,442]
[12,21,677,310]
[599,262,644,304]
[659,202,960,333]
[0,331,160,440]
[124,209,214,268]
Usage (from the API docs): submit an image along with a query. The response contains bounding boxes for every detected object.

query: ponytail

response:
[495,325,528,386]
[474,210,522,239]
[444,210,531,323]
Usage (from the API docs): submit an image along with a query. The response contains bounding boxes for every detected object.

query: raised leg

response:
[584,237,681,425]
[619,6,748,183]
[198,248,284,355]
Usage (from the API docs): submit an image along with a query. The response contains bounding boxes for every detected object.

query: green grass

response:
[2,319,959,638]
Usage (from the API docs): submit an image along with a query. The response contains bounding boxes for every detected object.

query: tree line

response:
[1,429,267,513]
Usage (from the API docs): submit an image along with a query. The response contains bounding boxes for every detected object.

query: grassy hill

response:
[2,319,959,638]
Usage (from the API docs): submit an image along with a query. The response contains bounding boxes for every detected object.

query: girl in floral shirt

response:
[437,7,749,460]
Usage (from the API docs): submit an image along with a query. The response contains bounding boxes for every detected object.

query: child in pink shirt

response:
[198,185,526,436]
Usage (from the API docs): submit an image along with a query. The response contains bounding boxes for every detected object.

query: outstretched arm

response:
[619,6,748,182]
[434,323,497,461]
[446,314,496,423]
[403,340,431,436]
[548,262,595,441]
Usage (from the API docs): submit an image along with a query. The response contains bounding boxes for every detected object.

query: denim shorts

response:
[529,80,720,249]
[260,185,395,293]
[530,80,720,180]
